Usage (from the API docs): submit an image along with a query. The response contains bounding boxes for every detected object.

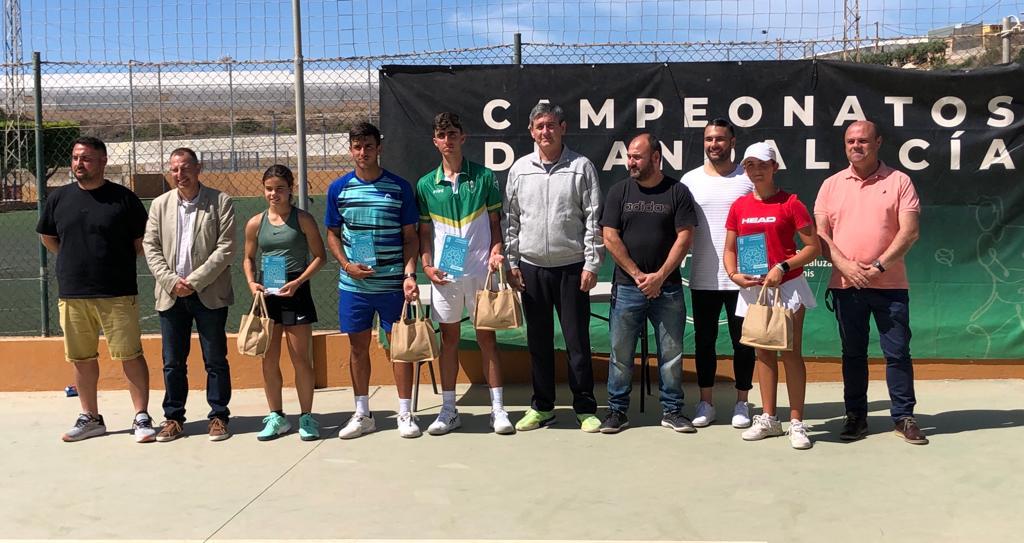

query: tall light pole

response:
[291,0,308,210]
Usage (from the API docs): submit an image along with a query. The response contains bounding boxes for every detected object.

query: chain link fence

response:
[1,31,1021,336]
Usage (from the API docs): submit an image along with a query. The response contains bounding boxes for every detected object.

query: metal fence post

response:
[33,52,48,336]
[321,113,328,170]
[128,60,137,184]
[514,33,522,64]
[271,112,278,164]
[228,61,236,172]
[1004,16,1012,64]
[292,0,309,210]
[366,59,373,122]
[157,64,165,183]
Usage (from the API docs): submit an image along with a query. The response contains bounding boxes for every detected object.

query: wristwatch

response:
[776,261,791,273]
[403,273,417,280]
[872,260,886,273]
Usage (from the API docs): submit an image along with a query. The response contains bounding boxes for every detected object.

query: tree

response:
[858,40,948,68]
[1,121,81,183]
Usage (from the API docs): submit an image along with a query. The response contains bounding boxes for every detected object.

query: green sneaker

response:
[257,412,291,441]
[298,413,320,441]
[515,409,555,431]
[577,413,601,433]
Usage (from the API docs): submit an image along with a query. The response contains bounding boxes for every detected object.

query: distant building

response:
[810,22,1004,62]
[928,23,1004,53]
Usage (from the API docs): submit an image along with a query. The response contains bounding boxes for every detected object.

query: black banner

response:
[379,61,1024,358]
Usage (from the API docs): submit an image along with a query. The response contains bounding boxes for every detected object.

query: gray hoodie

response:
[504,146,604,273]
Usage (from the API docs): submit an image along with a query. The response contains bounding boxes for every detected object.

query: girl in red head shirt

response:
[723,142,821,450]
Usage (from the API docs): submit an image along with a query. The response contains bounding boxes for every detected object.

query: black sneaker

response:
[599,410,629,434]
[661,411,697,433]
[839,412,868,441]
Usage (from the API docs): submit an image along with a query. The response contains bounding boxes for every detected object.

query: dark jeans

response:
[159,294,231,422]
[520,261,597,414]
[607,284,685,414]
[690,289,755,391]
[830,288,916,422]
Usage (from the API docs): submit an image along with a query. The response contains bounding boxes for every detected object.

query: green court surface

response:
[5,197,1018,359]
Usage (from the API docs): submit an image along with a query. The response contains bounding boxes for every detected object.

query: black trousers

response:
[690,289,755,391]
[519,261,597,414]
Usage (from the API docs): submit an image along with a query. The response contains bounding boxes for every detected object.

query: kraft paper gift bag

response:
[473,267,524,331]
[391,300,440,363]
[237,291,274,357]
[740,284,794,351]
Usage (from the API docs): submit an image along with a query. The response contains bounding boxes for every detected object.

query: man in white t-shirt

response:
[680,119,756,429]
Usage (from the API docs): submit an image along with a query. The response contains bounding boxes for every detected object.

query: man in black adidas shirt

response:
[598,133,697,434]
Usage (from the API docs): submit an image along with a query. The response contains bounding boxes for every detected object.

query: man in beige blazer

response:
[143,147,236,442]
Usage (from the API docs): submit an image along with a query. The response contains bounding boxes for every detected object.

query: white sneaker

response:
[62,413,106,442]
[490,408,515,435]
[741,414,783,441]
[427,408,461,436]
[788,420,813,450]
[338,413,376,439]
[397,412,422,438]
[132,412,157,443]
[732,401,753,428]
[692,401,715,427]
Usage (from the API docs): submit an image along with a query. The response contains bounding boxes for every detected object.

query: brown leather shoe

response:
[156,419,183,442]
[894,417,928,445]
[208,418,231,442]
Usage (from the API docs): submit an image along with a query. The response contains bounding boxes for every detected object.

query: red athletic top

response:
[725,190,812,283]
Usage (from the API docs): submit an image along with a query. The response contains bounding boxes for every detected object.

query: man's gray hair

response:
[528,102,566,126]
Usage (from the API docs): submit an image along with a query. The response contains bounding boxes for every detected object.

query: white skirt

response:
[735,274,817,317]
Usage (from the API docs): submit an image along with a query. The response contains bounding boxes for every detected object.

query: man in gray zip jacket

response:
[505,102,604,433]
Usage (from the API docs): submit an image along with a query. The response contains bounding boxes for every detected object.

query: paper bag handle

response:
[249,291,269,317]
[486,266,510,292]
[755,283,784,308]
[400,299,427,322]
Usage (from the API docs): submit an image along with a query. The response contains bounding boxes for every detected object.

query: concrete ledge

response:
[2,333,1022,391]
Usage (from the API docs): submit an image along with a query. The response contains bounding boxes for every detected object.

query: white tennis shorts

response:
[735,274,817,318]
[429,274,490,324]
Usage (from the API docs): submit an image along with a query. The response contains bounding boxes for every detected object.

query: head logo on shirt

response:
[741,216,777,224]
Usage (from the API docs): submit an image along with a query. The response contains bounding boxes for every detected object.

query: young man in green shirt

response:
[416,112,512,435]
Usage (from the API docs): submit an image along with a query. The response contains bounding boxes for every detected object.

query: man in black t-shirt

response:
[598,133,697,434]
[36,136,155,443]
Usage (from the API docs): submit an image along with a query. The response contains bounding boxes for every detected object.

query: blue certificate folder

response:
[438,235,469,278]
[737,233,769,276]
[348,232,377,267]
[261,255,287,294]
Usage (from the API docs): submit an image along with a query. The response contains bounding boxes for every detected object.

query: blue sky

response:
[16,0,1024,63]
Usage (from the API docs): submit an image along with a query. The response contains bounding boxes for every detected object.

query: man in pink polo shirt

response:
[814,120,926,445]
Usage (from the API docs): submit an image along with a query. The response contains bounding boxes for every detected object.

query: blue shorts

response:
[338,290,405,333]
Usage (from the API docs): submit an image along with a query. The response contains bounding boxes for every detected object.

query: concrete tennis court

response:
[1,379,1021,542]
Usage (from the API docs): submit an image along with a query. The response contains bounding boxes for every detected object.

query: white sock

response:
[398,398,412,415]
[489,387,504,410]
[442,390,457,411]
[354,395,369,416]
